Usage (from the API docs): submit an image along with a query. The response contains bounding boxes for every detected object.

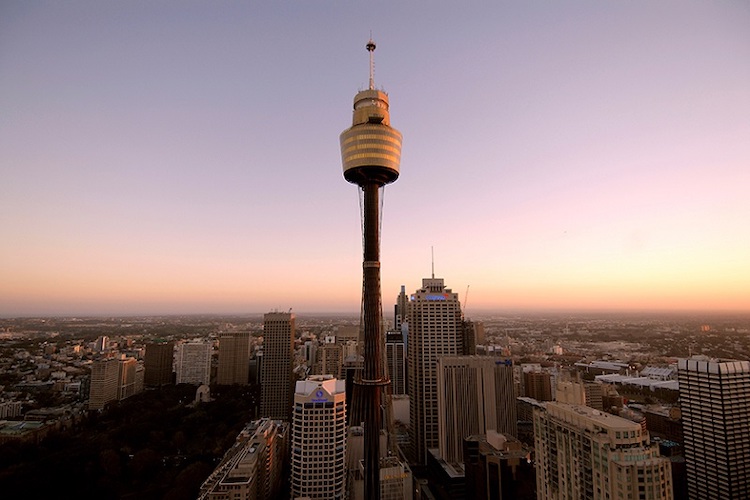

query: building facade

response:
[144,341,174,386]
[407,276,463,464]
[217,331,251,385]
[534,402,673,500]
[313,336,343,379]
[290,375,347,499]
[437,356,516,464]
[176,341,212,385]
[88,358,120,410]
[464,431,535,500]
[678,357,750,499]
[260,312,295,421]
[385,330,406,396]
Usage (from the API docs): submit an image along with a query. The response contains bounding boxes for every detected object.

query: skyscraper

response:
[407,276,463,464]
[437,356,516,464]
[385,330,406,396]
[117,356,144,400]
[678,357,750,499]
[88,358,120,411]
[290,375,347,500]
[314,336,344,379]
[176,341,212,385]
[217,331,250,385]
[144,341,174,386]
[534,402,673,500]
[340,39,402,497]
[260,311,294,421]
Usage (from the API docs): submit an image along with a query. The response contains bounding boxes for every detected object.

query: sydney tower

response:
[340,39,402,499]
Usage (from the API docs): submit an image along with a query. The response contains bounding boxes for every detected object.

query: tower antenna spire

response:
[366,36,376,90]
[431,246,435,279]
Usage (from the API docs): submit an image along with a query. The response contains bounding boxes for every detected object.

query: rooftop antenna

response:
[367,35,376,90]
[431,246,435,279]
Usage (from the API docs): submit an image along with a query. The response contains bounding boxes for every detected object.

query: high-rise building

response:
[407,276,463,464]
[89,356,143,410]
[385,331,406,396]
[176,341,212,385]
[678,357,750,499]
[144,341,174,386]
[534,402,673,500]
[340,39,402,496]
[523,370,553,401]
[437,356,516,464]
[395,285,409,331]
[260,312,295,421]
[88,358,120,411]
[314,336,344,379]
[217,331,251,385]
[290,375,347,500]
[198,418,288,500]
[118,356,144,400]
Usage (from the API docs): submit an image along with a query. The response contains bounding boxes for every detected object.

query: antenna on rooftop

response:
[431,246,435,279]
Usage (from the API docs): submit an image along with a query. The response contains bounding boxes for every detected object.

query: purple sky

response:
[2,1,749,316]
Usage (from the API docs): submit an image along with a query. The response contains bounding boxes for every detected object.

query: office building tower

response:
[88,358,120,410]
[464,431,535,500]
[678,357,750,499]
[385,331,406,395]
[340,39,402,497]
[260,312,295,421]
[144,341,174,386]
[217,331,251,385]
[408,276,463,464]
[198,418,288,500]
[118,356,144,400]
[176,341,212,385]
[524,370,553,401]
[314,336,344,379]
[437,356,516,464]
[395,285,409,330]
[534,402,673,500]
[290,375,347,500]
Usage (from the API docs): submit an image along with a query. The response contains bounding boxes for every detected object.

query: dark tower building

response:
[340,39,402,499]
[144,341,174,386]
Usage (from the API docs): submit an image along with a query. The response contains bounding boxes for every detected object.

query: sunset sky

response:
[2,1,749,316]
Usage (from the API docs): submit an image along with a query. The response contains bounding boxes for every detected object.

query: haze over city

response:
[2,1,749,316]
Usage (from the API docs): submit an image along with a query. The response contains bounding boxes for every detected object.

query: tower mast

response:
[340,39,403,500]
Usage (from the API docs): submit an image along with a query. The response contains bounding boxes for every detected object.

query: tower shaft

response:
[357,182,389,499]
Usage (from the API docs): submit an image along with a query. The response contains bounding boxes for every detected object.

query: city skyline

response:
[3,2,749,316]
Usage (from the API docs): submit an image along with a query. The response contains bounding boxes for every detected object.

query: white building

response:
[176,341,211,385]
[534,402,672,500]
[290,375,347,499]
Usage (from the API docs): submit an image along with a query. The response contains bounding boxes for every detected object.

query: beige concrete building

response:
[88,358,120,410]
[290,375,347,500]
[407,276,463,465]
[313,336,343,379]
[260,312,295,421]
[437,355,516,464]
[534,402,672,500]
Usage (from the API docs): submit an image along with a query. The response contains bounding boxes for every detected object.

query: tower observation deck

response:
[340,39,402,500]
